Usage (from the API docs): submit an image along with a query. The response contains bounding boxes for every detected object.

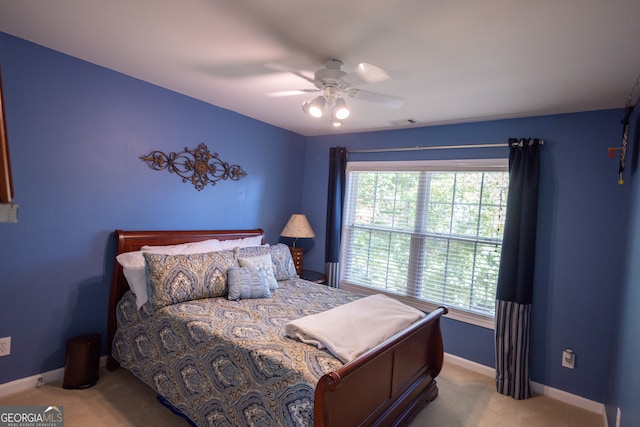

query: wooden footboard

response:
[314,306,448,427]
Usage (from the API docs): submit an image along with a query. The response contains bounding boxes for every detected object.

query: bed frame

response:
[107,229,448,427]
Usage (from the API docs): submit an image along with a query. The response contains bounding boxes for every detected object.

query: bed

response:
[107,228,448,426]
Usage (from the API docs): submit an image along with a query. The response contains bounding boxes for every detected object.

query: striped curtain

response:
[495,138,541,400]
[325,147,347,288]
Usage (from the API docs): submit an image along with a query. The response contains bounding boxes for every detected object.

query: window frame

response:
[338,158,509,330]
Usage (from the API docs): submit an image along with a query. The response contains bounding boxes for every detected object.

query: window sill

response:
[339,281,495,330]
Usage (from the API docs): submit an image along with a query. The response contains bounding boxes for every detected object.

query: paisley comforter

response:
[112,278,363,426]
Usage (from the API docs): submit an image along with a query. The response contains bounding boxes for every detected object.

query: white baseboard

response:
[443,353,607,421]
[444,353,496,377]
[0,356,107,398]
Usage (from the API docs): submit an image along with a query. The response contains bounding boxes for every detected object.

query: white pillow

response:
[217,235,265,250]
[141,238,224,254]
[116,238,229,309]
[116,251,149,309]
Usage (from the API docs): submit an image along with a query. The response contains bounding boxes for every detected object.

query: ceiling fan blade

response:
[265,62,316,84]
[266,89,320,97]
[346,89,405,109]
[347,62,390,86]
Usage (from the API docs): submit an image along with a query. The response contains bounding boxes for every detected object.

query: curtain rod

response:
[348,140,544,154]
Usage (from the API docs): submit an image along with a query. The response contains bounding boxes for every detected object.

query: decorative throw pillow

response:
[227,267,272,300]
[143,250,237,309]
[237,253,279,290]
[236,243,297,281]
[116,238,227,309]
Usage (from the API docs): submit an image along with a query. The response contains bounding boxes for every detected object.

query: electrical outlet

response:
[0,336,10,357]
[562,349,575,369]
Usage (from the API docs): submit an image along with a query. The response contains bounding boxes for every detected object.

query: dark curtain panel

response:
[325,146,347,287]
[495,138,541,400]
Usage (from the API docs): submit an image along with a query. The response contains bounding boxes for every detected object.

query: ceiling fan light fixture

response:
[307,96,326,118]
[331,119,342,127]
[301,100,313,116]
[333,98,350,120]
[279,59,402,127]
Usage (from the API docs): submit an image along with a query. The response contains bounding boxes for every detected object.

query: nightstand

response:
[301,270,327,285]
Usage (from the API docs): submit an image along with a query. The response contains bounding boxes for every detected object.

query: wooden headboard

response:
[106,228,265,369]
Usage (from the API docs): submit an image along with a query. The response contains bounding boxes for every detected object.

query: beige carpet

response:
[0,361,603,426]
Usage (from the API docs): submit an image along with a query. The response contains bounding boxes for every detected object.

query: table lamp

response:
[280,214,315,276]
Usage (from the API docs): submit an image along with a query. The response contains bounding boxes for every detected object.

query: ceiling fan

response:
[267,59,405,127]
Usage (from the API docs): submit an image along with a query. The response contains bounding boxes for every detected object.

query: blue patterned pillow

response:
[143,250,237,309]
[238,253,278,290]
[236,243,297,280]
[227,267,272,300]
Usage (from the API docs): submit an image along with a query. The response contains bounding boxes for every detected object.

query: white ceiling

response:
[1,0,639,136]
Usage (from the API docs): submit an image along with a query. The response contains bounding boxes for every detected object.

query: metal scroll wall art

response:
[140,143,247,191]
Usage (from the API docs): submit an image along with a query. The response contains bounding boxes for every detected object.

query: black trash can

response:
[62,333,101,389]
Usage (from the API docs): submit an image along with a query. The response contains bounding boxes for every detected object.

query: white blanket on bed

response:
[285,294,426,363]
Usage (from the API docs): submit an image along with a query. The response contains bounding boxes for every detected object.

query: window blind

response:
[340,159,508,320]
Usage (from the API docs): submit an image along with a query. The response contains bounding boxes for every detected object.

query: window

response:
[339,159,508,328]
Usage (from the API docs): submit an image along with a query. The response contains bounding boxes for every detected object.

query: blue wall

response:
[301,111,626,403]
[1,32,637,418]
[0,32,305,384]
[605,111,639,427]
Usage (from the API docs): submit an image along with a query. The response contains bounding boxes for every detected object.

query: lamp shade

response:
[280,214,316,239]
